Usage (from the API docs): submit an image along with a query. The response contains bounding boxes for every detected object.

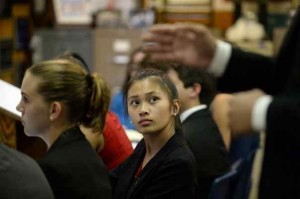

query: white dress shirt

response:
[209,40,272,131]
[180,105,207,123]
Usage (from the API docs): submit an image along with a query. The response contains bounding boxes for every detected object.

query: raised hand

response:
[142,23,217,69]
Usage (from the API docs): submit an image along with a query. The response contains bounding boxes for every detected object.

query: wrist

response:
[251,95,273,132]
[208,40,232,77]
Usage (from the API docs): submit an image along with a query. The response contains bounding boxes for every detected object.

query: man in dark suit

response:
[142,6,300,198]
[166,64,230,198]
[0,143,54,199]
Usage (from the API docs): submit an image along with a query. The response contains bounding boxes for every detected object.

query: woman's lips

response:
[138,119,152,126]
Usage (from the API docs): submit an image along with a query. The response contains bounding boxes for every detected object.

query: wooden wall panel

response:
[93,28,142,94]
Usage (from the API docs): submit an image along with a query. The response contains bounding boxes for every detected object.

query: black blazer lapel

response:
[113,140,145,199]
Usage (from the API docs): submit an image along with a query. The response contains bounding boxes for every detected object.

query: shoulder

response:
[1,144,34,166]
[151,141,197,186]
[183,110,219,136]
[183,109,212,123]
[161,134,196,166]
[103,111,127,137]
[0,144,46,175]
[39,137,97,170]
[0,145,54,199]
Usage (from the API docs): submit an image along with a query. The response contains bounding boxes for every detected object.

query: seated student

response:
[0,143,54,199]
[210,93,233,150]
[16,59,112,199]
[211,94,260,163]
[166,64,230,198]
[110,68,198,199]
[58,52,134,170]
[99,111,134,169]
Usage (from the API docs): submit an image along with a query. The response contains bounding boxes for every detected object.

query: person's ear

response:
[191,83,201,97]
[172,99,180,116]
[49,101,62,121]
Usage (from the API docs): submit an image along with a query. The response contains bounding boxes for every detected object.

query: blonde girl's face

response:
[16,71,51,137]
[127,78,175,136]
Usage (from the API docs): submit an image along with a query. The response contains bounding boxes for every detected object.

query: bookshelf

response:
[143,0,213,25]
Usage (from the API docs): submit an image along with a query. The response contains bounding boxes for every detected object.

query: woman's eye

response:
[22,95,28,103]
[129,100,139,106]
[149,96,159,104]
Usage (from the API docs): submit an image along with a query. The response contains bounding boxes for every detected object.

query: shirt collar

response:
[180,104,207,122]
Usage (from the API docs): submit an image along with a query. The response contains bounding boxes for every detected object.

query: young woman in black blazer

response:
[111,68,198,199]
[16,59,112,199]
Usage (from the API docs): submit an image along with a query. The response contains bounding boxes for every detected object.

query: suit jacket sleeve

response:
[217,47,275,93]
[218,7,300,95]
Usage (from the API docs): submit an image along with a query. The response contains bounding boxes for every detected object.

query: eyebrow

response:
[145,91,160,96]
[128,91,160,100]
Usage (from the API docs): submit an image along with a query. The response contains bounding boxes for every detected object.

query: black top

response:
[111,133,198,199]
[38,126,112,199]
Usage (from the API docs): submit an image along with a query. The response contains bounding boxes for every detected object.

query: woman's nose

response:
[16,103,23,112]
[139,103,149,116]
[139,110,149,116]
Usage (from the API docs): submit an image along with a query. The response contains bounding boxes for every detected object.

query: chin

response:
[24,129,36,137]
[139,128,158,135]
[136,128,149,135]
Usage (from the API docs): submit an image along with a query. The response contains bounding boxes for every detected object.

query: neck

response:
[181,100,201,113]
